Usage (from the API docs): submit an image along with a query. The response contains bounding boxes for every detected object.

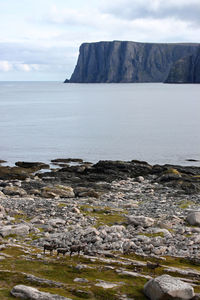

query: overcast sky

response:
[0,0,199,81]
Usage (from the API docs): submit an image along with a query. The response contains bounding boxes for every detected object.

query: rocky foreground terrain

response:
[0,158,200,299]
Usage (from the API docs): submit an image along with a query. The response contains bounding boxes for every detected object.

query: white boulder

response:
[186,211,200,227]
[0,224,30,237]
[144,274,194,300]
[11,285,71,299]
[127,215,155,227]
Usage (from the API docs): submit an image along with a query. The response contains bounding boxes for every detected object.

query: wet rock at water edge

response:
[0,160,7,164]
[15,161,49,170]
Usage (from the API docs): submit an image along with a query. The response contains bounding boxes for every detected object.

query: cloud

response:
[41,4,200,45]
[0,60,41,72]
[0,0,199,80]
[0,61,12,72]
[0,41,78,79]
[100,0,200,25]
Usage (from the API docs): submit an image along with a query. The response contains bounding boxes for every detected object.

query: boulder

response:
[41,185,74,198]
[0,204,6,219]
[95,281,118,289]
[0,159,7,164]
[3,186,27,197]
[186,211,200,227]
[75,187,99,198]
[127,215,155,227]
[11,285,71,299]
[15,161,49,170]
[0,191,7,199]
[144,274,194,300]
[0,166,29,180]
[48,218,66,227]
[0,224,30,237]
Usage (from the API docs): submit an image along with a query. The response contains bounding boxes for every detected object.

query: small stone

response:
[95,281,118,289]
[74,278,89,283]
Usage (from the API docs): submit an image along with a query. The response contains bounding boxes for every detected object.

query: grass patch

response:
[80,205,126,227]
[57,203,67,208]
[11,213,31,224]
[1,246,200,300]
[178,200,194,209]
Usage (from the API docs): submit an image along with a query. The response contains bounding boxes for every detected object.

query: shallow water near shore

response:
[0,81,199,166]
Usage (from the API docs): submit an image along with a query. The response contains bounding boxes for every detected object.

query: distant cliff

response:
[67,41,199,83]
[165,47,200,83]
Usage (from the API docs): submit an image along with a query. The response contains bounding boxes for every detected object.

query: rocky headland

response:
[66,41,200,83]
[165,46,200,83]
[0,158,200,299]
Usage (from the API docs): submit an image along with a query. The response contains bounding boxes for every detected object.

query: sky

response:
[0,0,199,81]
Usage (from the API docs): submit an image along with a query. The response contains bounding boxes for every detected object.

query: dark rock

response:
[0,160,7,164]
[152,164,200,194]
[15,161,49,170]
[192,294,200,300]
[40,160,152,192]
[0,166,29,180]
[186,159,199,162]
[165,46,200,83]
[67,41,199,83]
[51,158,83,163]
[91,160,152,179]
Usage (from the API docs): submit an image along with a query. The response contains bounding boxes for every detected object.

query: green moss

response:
[164,168,180,175]
[140,232,164,238]
[179,200,194,209]
[0,289,20,300]
[80,205,126,227]
[57,203,67,208]
[1,246,200,300]
[1,246,25,257]
[119,277,147,300]
[4,234,18,239]
[90,287,118,300]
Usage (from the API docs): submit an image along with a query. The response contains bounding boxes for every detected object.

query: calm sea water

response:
[0,81,199,166]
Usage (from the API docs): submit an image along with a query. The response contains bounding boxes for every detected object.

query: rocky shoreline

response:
[0,158,200,299]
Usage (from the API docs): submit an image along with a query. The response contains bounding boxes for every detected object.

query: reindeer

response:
[70,243,86,257]
[43,241,57,255]
[146,261,160,275]
[57,248,68,257]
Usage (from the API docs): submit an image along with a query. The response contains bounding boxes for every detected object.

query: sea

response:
[0,81,199,166]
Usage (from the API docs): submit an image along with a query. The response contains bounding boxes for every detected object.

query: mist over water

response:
[0,81,199,166]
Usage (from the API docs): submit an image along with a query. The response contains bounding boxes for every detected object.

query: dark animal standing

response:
[43,241,57,255]
[57,248,68,257]
[70,244,86,257]
[146,261,160,275]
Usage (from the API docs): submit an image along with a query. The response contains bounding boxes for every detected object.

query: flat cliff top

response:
[68,40,200,83]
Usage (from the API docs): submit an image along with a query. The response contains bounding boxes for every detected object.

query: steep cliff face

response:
[165,47,200,83]
[68,41,199,83]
